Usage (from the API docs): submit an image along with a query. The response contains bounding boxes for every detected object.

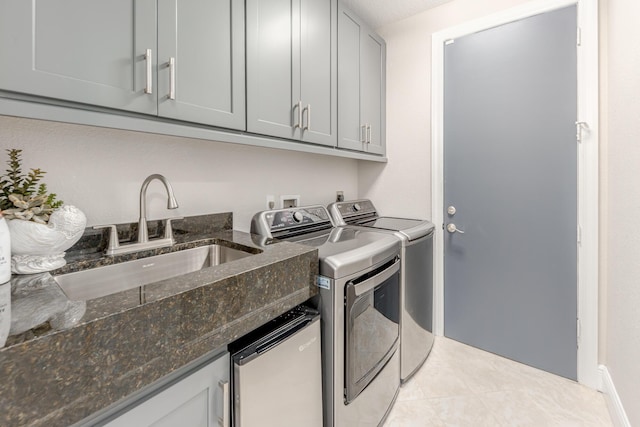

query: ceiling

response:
[342,0,453,30]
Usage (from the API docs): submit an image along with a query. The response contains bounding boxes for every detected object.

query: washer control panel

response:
[250,205,332,238]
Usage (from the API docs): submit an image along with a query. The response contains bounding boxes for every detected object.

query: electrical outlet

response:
[280,195,300,208]
[266,195,275,209]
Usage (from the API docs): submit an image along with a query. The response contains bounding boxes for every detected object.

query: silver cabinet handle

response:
[361,125,367,143]
[366,124,372,144]
[446,223,465,234]
[303,104,311,131]
[144,49,153,94]
[168,57,176,100]
[218,380,230,427]
[293,101,302,129]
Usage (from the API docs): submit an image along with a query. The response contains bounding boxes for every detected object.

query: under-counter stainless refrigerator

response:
[230,305,323,427]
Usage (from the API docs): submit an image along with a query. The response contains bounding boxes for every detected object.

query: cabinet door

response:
[246,0,300,140]
[299,0,337,146]
[0,0,157,115]
[104,353,230,427]
[337,5,365,151]
[157,0,245,130]
[337,5,386,155]
[361,32,386,155]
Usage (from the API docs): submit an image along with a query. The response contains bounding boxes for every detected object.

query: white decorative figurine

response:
[7,205,86,273]
[0,149,87,274]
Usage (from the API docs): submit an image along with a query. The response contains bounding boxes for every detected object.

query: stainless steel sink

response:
[53,244,256,301]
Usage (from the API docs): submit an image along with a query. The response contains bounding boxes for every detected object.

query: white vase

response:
[7,205,87,274]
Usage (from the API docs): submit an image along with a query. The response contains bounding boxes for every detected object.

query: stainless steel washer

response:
[328,199,435,383]
[251,205,401,427]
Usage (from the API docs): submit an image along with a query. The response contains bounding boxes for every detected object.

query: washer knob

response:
[353,203,361,212]
[292,211,304,223]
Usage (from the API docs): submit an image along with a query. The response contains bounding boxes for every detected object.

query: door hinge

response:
[575,121,589,143]
[577,224,582,245]
[577,318,581,348]
[577,27,582,46]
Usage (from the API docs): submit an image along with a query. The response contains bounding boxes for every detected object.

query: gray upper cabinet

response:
[337,3,386,155]
[0,0,157,115]
[0,0,245,130]
[246,0,337,147]
[1,0,386,159]
[157,0,245,129]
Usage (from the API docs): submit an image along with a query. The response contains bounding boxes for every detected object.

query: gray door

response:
[337,5,364,151]
[157,0,245,130]
[246,0,298,140]
[361,33,385,155]
[247,0,336,145]
[443,6,577,380]
[299,0,336,146]
[337,4,386,154]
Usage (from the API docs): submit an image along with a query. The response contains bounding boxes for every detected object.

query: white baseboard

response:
[599,365,632,427]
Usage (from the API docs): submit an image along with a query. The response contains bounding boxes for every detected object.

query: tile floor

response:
[383,337,613,426]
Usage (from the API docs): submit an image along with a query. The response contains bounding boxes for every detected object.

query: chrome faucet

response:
[93,174,181,255]
[138,174,179,243]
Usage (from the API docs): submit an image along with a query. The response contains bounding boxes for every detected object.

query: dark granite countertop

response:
[0,213,318,427]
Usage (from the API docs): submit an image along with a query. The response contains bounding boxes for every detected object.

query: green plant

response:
[0,149,63,224]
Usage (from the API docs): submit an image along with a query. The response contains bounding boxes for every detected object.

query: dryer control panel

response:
[327,199,377,225]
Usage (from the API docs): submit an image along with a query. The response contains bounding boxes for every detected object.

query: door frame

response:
[431,0,599,388]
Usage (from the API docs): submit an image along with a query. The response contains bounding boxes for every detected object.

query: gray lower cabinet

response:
[246,0,337,147]
[337,3,386,155]
[0,0,245,130]
[103,352,230,427]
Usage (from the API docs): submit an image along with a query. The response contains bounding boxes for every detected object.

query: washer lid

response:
[359,217,435,241]
[317,227,400,279]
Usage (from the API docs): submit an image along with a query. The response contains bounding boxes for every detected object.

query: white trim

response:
[431,0,599,388]
[599,365,632,427]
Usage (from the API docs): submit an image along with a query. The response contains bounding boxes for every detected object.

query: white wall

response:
[605,0,640,423]
[0,115,359,232]
[358,0,530,220]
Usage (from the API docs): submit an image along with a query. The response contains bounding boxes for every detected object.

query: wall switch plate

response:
[280,195,300,208]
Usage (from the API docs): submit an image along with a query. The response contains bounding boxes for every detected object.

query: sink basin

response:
[53,244,256,301]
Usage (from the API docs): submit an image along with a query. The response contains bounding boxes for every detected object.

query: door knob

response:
[447,206,457,216]
[447,223,465,234]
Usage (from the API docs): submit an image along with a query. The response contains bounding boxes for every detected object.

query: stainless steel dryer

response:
[251,205,401,427]
[328,199,435,383]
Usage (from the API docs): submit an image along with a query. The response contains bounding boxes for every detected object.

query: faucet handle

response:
[163,217,184,241]
[93,225,120,255]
